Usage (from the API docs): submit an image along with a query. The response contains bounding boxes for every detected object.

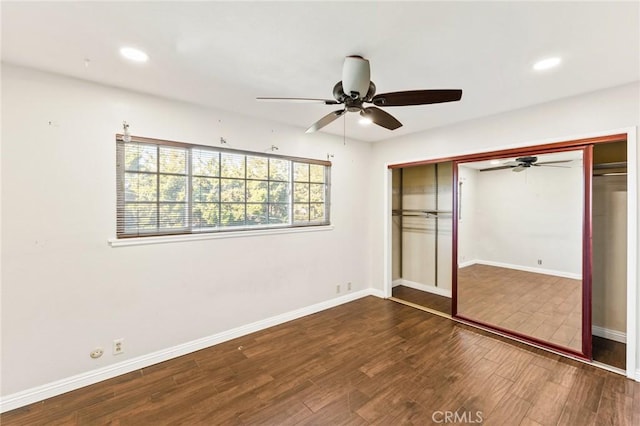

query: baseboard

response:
[592,325,627,344]
[472,259,582,280]
[458,259,478,268]
[393,279,452,298]
[0,289,381,413]
[368,288,386,298]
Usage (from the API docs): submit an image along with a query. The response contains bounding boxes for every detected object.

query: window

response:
[117,135,331,238]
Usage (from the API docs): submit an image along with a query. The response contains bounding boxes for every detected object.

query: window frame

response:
[116,134,331,238]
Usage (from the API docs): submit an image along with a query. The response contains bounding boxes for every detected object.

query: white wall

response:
[457,167,479,266]
[370,81,639,361]
[593,175,628,334]
[0,64,373,397]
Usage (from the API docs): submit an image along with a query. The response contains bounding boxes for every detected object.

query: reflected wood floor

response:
[458,264,582,352]
[392,285,452,315]
[2,297,639,425]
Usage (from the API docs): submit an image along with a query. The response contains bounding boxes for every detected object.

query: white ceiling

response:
[2,1,638,142]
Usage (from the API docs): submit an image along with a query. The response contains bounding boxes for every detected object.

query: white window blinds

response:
[116,135,331,238]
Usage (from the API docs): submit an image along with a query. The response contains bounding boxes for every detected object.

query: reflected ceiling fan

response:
[480,156,572,173]
[257,55,463,133]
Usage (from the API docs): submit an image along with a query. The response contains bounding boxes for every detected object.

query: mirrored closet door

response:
[453,147,591,359]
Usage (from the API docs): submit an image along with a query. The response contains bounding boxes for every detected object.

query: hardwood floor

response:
[593,336,626,370]
[393,272,625,371]
[458,264,582,351]
[2,297,639,425]
[392,285,452,315]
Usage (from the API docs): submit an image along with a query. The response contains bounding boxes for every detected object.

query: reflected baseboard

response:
[593,325,626,343]
[392,279,452,298]
[459,259,477,268]
[458,259,582,280]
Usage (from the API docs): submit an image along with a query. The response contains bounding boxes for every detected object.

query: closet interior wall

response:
[592,141,628,343]
[392,162,453,294]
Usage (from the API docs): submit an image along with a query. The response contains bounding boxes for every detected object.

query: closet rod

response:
[593,172,627,176]
[593,161,627,170]
[392,209,452,217]
[392,209,452,213]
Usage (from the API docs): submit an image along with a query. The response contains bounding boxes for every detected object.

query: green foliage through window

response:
[117,137,330,237]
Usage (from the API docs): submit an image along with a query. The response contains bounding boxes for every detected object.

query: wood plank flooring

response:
[593,336,626,370]
[2,296,639,425]
[392,276,625,371]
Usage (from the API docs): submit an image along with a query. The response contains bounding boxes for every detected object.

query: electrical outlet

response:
[336,284,341,294]
[90,348,103,359]
[347,282,352,291]
[113,338,124,355]
[537,259,542,265]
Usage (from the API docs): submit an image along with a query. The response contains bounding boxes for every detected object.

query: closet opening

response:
[592,140,628,371]
[390,161,453,316]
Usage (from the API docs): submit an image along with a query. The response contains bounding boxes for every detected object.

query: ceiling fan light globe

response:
[342,56,370,100]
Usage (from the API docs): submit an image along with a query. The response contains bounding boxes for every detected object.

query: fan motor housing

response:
[517,156,537,164]
[333,81,376,104]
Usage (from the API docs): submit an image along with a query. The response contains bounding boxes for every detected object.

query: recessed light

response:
[120,47,149,63]
[533,57,561,71]
[359,117,373,126]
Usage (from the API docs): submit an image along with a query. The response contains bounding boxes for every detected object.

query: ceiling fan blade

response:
[512,165,527,173]
[257,97,340,105]
[305,109,346,133]
[371,89,462,107]
[479,165,515,172]
[361,107,402,130]
[537,160,573,165]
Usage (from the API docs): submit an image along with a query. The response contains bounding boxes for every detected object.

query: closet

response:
[387,134,632,374]
[391,161,453,314]
[592,141,628,370]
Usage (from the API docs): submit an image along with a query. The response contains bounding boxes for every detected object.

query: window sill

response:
[108,225,334,247]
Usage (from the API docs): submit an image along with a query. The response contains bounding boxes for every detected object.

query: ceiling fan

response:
[257,55,463,133]
[480,156,572,173]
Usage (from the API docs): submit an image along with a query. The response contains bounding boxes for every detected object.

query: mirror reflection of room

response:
[391,162,453,315]
[456,150,584,353]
